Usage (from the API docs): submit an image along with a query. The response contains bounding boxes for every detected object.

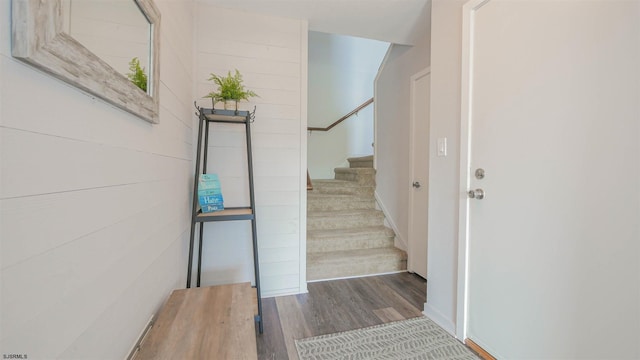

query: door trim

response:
[456,0,491,341]
[408,67,430,277]
[465,339,497,360]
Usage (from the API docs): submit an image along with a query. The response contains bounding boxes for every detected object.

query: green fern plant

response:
[127,57,148,92]
[204,69,258,103]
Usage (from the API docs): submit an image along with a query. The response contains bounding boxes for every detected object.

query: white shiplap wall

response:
[194,5,308,297]
[0,0,194,358]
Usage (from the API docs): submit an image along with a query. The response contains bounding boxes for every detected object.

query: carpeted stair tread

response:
[308,247,407,263]
[347,155,374,168]
[311,179,369,188]
[347,155,374,162]
[334,167,375,174]
[307,208,383,217]
[307,157,405,281]
[310,179,374,197]
[307,193,373,203]
[307,226,395,252]
[307,195,375,211]
[308,193,355,199]
[334,168,376,185]
[307,209,384,231]
[307,248,407,281]
[308,225,394,238]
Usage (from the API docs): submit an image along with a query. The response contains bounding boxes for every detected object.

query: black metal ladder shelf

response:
[186,106,263,333]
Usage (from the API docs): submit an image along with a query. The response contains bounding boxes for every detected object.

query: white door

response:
[408,68,430,278]
[460,1,639,358]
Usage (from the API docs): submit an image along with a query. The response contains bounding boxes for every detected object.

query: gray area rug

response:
[295,316,479,360]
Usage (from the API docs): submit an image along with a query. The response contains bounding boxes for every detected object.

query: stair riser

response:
[333,168,376,184]
[347,155,374,169]
[307,199,375,211]
[348,160,374,168]
[311,186,374,197]
[307,214,384,230]
[307,258,407,281]
[334,172,375,186]
[307,235,395,252]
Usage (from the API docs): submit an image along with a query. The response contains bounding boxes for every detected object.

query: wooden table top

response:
[136,283,258,360]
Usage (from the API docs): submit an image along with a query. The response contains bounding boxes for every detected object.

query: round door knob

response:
[468,188,485,200]
[412,181,421,188]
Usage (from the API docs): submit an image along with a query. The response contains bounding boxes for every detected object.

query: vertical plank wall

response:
[0,0,194,358]
[195,5,308,297]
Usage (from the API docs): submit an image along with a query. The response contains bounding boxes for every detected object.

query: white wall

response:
[0,21,3,346]
[375,4,430,249]
[422,0,465,333]
[0,0,194,358]
[307,32,388,179]
[194,5,308,297]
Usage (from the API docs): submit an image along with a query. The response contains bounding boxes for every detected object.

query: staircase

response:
[307,155,407,281]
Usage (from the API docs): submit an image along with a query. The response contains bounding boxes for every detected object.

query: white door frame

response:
[456,0,491,341]
[408,67,431,277]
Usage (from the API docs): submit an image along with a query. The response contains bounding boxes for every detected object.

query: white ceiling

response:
[196,0,430,45]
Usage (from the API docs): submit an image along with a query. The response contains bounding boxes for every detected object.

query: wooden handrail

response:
[307,97,374,132]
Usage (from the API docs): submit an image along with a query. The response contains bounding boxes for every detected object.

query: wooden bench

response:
[135,283,258,359]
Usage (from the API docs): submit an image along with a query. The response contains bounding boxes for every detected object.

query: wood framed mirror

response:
[11,0,161,124]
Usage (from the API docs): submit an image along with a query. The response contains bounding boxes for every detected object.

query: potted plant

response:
[126,57,148,92]
[204,69,258,110]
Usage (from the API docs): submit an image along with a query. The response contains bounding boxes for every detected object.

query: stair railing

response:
[307,97,374,190]
[307,97,374,132]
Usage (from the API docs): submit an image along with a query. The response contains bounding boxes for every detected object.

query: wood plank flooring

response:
[256,272,427,360]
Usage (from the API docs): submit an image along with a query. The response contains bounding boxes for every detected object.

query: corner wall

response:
[422,0,466,334]
[307,32,388,179]
[374,4,431,248]
[0,0,195,357]
[194,5,308,297]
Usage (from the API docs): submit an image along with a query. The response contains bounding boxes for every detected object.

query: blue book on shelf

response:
[198,174,222,191]
[201,204,224,213]
[198,173,224,212]
[198,188,222,197]
[199,194,224,205]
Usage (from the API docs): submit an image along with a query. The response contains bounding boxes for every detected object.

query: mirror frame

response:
[11,0,161,124]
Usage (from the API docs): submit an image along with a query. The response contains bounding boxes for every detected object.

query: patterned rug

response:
[295,316,479,360]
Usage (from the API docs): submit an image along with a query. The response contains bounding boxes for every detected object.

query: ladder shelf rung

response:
[195,207,254,222]
[201,109,251,123]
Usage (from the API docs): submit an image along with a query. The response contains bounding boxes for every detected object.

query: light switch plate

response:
[437,137,447,157]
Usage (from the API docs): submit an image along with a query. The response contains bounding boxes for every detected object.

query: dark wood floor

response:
[256,272,427,360]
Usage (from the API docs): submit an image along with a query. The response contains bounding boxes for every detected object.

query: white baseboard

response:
[423,302,457,338]
[261,287,308,298]
[374,190,408,251]
[126,314,155,360]
[307,270,407,283]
